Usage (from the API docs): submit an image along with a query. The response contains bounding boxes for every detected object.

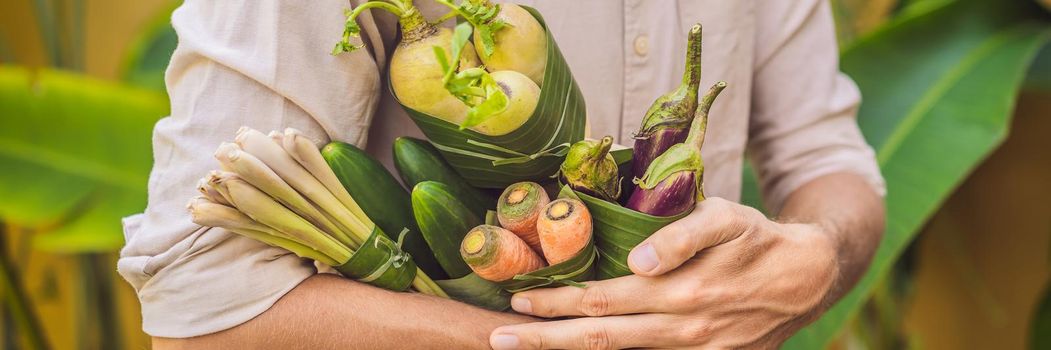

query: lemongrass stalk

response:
[280,128,372,228]
[410,268,449,298]
[279,130,450,298]
[188,196,302,244]
[268,130,284,144]
[235,127,367,247]
[187,197,346,265]
[219,176,351,258]
[206,171,237,205]
[214,142,346,239]
[196,177,232,207]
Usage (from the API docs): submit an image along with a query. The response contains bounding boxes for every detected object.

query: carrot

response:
[460,225,547,282]
[496,181,549,253]
[536,199,593,265]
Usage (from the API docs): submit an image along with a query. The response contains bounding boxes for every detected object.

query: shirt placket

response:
[621,0,648,143]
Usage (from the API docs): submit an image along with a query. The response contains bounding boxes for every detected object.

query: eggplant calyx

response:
[633,143,703,190]
[632,118,692,140]
[561,137,622,202]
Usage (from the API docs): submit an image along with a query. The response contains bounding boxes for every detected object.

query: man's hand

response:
[489,173,884,349]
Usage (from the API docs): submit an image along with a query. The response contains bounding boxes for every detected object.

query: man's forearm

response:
[154,274,532,349]
[778,172,885,304]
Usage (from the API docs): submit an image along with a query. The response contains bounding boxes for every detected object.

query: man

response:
[121,0,885,348]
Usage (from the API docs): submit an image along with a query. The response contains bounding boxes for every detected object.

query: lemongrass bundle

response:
[188,127,447,297]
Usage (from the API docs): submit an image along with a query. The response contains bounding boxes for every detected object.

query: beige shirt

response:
[119,0,884,337]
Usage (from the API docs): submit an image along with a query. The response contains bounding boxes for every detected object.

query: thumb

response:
[627,198,754,276]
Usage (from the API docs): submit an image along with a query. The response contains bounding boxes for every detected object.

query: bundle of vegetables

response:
[561,82,726,279]
[334,0,586,188]
[548,24,730,279]
[459,183,597,292]
[186,127,447,296]
[395,138,597,300]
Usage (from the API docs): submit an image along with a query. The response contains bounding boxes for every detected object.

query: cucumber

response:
[393,137,494,216]
[322,141,447,279]
[411,181,482,279]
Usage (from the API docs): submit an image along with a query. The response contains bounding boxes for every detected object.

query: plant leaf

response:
[459,74,509,129]
[780,1,1051,348]
[119,1,178,92]
[433,46,451,76]
[0,66,168,252]
[450,21,474,66]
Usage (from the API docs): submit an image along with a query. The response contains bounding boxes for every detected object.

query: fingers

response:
[629,197,763,276]
[511,275,667,317]
[491,314,703,350]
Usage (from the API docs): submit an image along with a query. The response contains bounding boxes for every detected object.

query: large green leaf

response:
[782,0,1050,347]
[119,1,179,92]
[0,66,169,251]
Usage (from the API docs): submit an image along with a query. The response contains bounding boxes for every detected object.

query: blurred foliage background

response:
[0,0,1048,349]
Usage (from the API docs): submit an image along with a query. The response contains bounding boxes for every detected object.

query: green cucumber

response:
[322,141,447,279]
[393,137,494,216]
[411,181,482,279]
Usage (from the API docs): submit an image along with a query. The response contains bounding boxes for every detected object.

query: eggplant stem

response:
[681,24,703,90]
[686,81,727,149]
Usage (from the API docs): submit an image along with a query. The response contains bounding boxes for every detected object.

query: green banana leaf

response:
[396,6,586,189]
[118,0,179,92]
[436,273,511,311]
[334,227,418,292]
[780,0,1051,347]
[496,237,597,293]
[0,66,168,252]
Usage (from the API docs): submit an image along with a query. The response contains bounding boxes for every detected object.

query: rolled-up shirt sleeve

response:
[117,0,392,338]
[748,0,885,213]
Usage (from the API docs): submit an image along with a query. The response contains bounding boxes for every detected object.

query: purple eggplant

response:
[627,81,726,216]
[631,23,704,178]
[561,136,622,202]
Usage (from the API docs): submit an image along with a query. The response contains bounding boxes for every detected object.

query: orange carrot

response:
[496,182,549,253]
[460,225,546,282]
[536,199,593,265]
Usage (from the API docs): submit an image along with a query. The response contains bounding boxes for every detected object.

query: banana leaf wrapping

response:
[561,149,687,279]
[435,273,511,311]
[561,185,686,279]
[496,238,597,293]
[393,6,586,189]
[334,227,418,291]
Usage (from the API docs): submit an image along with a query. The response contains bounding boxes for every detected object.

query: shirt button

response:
[633,35,649,56]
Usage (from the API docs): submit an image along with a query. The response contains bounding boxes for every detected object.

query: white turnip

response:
[334,0,481,125]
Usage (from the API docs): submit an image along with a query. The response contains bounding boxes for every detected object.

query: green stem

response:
[432,0,489,27]
[590,136,613,160]
[431,11,459,24]
[352,1,405,18]
[685,81,727,149]
[433,0,461,14]
[411,269,449,298]
[681,24,703,91]
[0,224,48,350]
[334,2,405,54]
